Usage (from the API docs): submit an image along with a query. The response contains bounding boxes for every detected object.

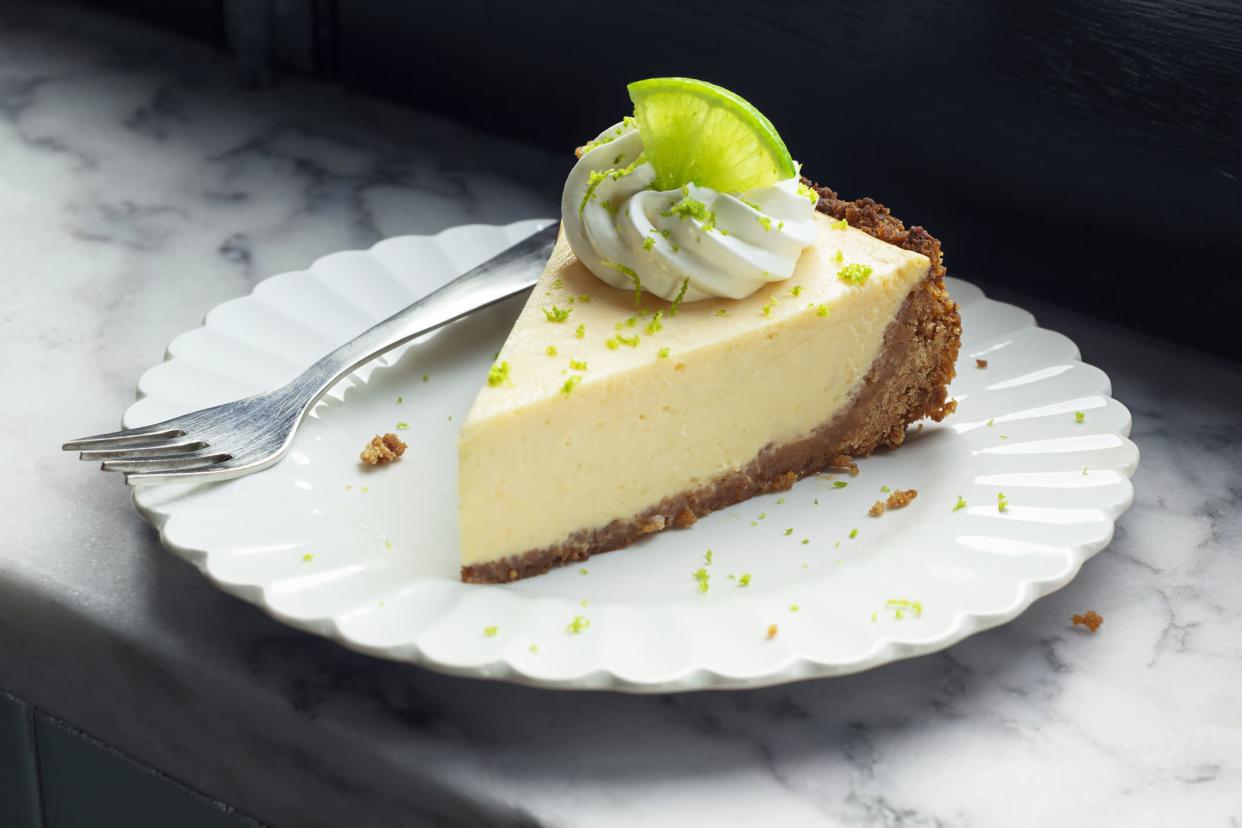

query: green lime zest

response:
[662,192,715,228]
[838,263,872,285]
[580,170,608,215]
[487,361,511,387]
[669,278,690,315]
[578,120,630,156]
[579,153,648,216]
[884,598,923,620]
[692,567,710,594]
[599,258,643,308]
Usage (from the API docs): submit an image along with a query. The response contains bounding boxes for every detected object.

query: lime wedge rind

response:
[627,77,796,193]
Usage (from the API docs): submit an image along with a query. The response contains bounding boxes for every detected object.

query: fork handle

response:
[293,223,558,408]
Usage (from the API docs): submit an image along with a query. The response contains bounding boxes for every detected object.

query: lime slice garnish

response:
[627,77,796,193]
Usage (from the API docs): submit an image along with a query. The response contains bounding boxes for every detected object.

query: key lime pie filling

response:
[458,79,960,583]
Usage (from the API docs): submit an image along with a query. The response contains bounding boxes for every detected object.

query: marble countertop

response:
[3,6,1240,826]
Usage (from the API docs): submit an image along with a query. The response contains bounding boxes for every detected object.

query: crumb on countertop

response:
[868,500,886,517]
[976,358,988,368]
[1072,610,1103,632]
[360,433,407,465]
[766,624,779,640]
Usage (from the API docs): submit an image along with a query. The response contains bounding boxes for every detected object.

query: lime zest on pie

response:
[838,263,873,285]
[486,361,511,387]
[600,259,643,308]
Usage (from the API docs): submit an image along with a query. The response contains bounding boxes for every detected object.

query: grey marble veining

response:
[2,4,1240,826]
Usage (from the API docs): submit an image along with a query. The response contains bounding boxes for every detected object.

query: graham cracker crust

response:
[461,187,961,584]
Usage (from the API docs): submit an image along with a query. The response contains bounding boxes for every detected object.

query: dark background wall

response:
[82,0,1242,358]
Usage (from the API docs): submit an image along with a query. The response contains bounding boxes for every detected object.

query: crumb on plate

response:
[886,488,918,510]
[870,488,917,517]
[360,433,407,465]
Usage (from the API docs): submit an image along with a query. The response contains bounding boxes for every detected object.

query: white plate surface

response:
[128,220,1138,692]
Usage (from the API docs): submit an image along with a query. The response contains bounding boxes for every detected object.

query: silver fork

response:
[63,224,558,486]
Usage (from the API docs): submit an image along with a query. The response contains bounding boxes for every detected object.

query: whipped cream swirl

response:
[561,120,818,303]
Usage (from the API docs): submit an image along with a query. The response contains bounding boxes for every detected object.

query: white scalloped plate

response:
[128,220,1138,692]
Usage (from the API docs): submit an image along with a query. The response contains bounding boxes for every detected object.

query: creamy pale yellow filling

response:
[458,212,930,566]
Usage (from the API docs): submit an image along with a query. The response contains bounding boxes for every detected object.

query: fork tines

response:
[62,424,230,481]
[62,424,186,451]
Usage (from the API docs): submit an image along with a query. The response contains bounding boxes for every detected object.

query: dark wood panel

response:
[0,692,41,828]
[35,715,249,828]
[336,0,1242,356]
[75,0,225,44]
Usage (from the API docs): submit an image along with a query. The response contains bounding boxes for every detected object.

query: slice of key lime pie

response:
[459,78,959,583]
